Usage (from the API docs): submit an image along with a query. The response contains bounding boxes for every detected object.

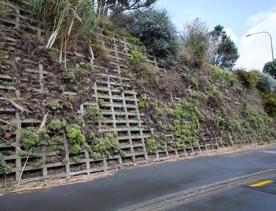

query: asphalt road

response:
[172,177,276,211]
[0,146,276,211]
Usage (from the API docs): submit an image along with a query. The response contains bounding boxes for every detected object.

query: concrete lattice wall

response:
[0,1,230,188]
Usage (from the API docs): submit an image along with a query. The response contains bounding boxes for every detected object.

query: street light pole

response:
[246,31,274,61]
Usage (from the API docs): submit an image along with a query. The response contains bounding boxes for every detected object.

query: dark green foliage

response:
[102,0,157,17]
[116,9,178,67]
[209,25,239,70]
[263,59,276,79]
[66,124,86,154]
[181,18,209,68]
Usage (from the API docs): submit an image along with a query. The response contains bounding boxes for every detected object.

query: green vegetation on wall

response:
[145,136,159,153]
[66,124,86,154]
[84,106,102,123]
[89,132,122,158]
[0,153,11,175]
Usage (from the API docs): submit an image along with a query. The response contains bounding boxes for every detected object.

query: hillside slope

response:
[0,1,275,188]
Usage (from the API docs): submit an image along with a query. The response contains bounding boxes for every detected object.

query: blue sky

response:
[156,0,276,70]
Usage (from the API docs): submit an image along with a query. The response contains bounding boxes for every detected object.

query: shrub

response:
[263,59,276,79]
[257,72,276,93]
[236,69,261,88]
[181,18,210,68]
[116,9,178,67]
[261,93,276,117]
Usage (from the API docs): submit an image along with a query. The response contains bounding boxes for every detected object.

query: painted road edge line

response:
[120,169,276,211]
[249,180,273,187]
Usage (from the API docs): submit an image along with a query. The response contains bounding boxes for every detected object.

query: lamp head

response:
[246,34,252,37]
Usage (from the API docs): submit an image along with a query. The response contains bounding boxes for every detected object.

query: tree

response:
[209,25,239,70]
[99,0,158,17]
[115,9,178,67]
[263,59,276,79]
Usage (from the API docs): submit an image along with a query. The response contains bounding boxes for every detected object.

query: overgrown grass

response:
[28,0,98,64]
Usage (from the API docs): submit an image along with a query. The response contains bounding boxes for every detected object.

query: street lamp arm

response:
[247,31,271,37]
[246,31,274,60]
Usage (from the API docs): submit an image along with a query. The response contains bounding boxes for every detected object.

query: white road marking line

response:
[263,151,276,154]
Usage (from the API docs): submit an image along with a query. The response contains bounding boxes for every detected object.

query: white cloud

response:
[237,8,276,70]
[246,6,276,26]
